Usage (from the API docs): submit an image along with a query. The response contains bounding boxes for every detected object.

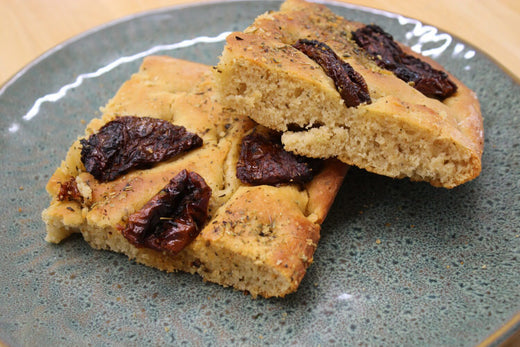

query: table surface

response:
[1,0,519,345]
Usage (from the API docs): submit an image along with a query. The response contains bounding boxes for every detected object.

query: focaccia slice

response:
[42,56,348,298]
[215,0,483,188]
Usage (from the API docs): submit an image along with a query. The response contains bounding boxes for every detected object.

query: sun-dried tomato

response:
[293,39,371,107]
[121,170,211,256]
[236,128,322,186]
[80,116,202,182]
[352,24,457,100]
[57,177,83,203]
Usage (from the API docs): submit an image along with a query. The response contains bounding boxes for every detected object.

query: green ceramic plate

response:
[1,1,519,345]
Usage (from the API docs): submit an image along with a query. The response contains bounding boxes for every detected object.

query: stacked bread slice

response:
[215,0,483,188]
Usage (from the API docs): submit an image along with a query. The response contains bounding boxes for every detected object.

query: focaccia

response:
[42,56,348,298]
[215,0,483,188]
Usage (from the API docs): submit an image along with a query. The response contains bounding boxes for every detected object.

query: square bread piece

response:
[215,0,483,188]
[42,56,348,298]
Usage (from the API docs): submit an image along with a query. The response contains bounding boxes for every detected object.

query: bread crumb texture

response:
[42,55,348,298]
[215,0,483,188]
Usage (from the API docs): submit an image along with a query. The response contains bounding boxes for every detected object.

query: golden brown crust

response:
[215,0,483,188]
[42,55,348,298]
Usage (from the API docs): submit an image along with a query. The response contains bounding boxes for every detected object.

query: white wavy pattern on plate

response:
[8,31,231,132]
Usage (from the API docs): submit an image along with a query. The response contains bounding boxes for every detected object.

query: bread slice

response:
[42,56,348,298]
[215,0,483,188]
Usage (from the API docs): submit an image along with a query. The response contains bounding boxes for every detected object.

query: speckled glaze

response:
[0,1,519,346]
